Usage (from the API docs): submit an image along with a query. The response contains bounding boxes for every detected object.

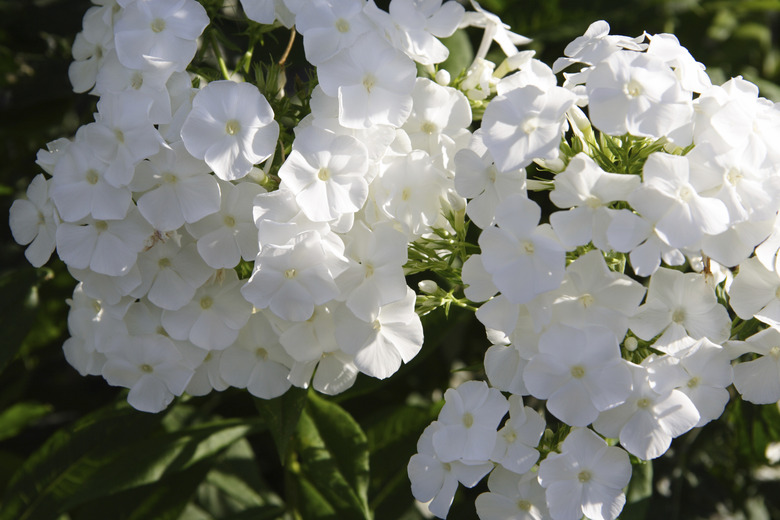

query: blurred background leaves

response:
[2,0,780,518]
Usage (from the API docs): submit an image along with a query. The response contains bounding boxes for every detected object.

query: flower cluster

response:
[9,1,780,519]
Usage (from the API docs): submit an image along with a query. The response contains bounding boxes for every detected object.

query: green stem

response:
[210,31,231,81]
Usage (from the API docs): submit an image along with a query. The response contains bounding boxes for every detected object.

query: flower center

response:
[256,347,268,360]
[372,319,382,331]
[114,129,125,144]
[94,220,108,232]
[225,119,241,136]
[318,167,331,181]
[517,499,532,511]
[150,18,166,33]
[85,169,99,185]
[284,268,297,279]
[578,470,592,483]
[503,429,517,444]
[462,412,474,428]
[401,187,411,201]
[770,346,780,360]
[521,116,539,134]
[200,296,213,309]
[163,172,177,184]
[570,365,586,379]
[487,166,497,183]
[726,168,743,185]
[625,79,642,98]
[131,72,144,90]
[678,185,693,202]
[580,293,595,308]
[522,241,534,254]
[585,196,601,209]
[364,263,374,278]
[140,363,154,373]
[158,257,172,269]
[687,376,700,388]
[223,215,236,227]
[421,121,437,134]
[334,18,350,33]
[637,397,651,409]
[362,74,377,93]
[672,308,686,324]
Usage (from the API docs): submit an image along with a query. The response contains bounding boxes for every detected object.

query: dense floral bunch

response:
[9,0,780,518]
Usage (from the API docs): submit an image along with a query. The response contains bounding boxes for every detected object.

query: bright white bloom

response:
[181,80,279,181]
[102,333,194,413]
[62,284,130,376]
[630,268,731,349]
[728,256,780,327]
[593,361,699,460]
[68,264,142,306]
[94,50,175,124]
[490,395,545,474]
[479,194,565,305]
[187,179,265,269]
[373,149,449,237]
[549,153,639,249]
[287,345,359,395]
[84,92,164,187]
[336,221,409,322]
[334,287,423,379]
[241,230,342,322]
[9,174,59,267]
[606,208,685,277]
[537,427,631,520]
[524,324,632,427]
[645,337,733,427]
[408,421,494,518]
[161,269,252,350]
[628,153,730,250]
[460,0,531,60]
[49,139,132,222]
[278,125,369,222]
[454,130,526,230]
[475,465,549,520]
[728,326,780,404]
[295,0,372,65]
[432,380,509,463]
[317,32,416,129]
[113,0,209,71]
[220,311,293,399]
[55,208,153,276]
[552,20,645,75]
[132,234,214,311]
[68,2,115,93]
[482,83,576,172]
[646,33,711,93]
[403,78,472,171]
[364,0,465,65]
[550,250,646,340]
[133,142,221,231]
[586,50,693,142]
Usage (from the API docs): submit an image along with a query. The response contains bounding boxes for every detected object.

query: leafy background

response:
[2,0,780,518]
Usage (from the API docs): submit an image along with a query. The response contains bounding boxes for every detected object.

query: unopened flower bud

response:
[418,280,439,294]
[435,69,451,86]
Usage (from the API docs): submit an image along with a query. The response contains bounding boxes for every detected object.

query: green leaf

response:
[253,386,307,463]
[0,401,52,442]
[0,268,41,374]
[289,392,370,519]
[0,401,164,520]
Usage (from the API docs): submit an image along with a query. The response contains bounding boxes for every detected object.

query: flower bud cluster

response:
[9,1,780,519]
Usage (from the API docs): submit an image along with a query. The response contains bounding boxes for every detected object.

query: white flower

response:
[460,0,531,60]
[181,80,279,181]
[479,194,565,305]
[728,256,780,327]
[295,0,372,65]
[482,84,575,172]
[490,395,545,474]
[334,287,423,380]
[278,125,369,222]
[728,326,780,404]
[586,50,693,142]
[537,427,631,520]
[9,174,59,267]
[317,32,416,129]
[593,361,699,460]
[475,465,549,520]
[161,269,252,350]
[524,324,632,427]
[408,421,494,518]
[432,380,509,463]
[113,0,209,72]
[630,267,731,349]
